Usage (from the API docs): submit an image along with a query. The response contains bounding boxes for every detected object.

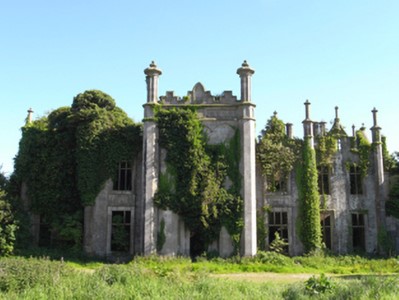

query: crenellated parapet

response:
[160,82,238,105]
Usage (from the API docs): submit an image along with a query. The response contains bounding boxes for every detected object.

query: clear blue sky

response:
[1,0,398,176]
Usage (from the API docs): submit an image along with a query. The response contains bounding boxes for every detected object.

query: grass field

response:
[0,252,398,299]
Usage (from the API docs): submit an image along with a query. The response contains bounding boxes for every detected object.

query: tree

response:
[386,152,399,218]
[257,114,299,192]
[0,168,17,256]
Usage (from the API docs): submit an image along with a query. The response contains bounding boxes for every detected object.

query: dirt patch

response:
[212,272,315,283]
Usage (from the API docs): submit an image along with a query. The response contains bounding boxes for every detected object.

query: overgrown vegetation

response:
[386,152,399,218]
[0,255,398,299]
[296,138,322,253]
[11,90,142,249]
[154,107,243,254]
[354,129,372,177]
[256,113,300,192]
[0,169,17,256]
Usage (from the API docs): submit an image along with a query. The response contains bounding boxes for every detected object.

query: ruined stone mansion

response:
[30,61,399,257]
[80,61,399,258]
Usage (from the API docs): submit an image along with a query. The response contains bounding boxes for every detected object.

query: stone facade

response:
[27,61,399,258]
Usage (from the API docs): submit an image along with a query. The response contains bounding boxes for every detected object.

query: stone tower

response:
[142,61,162,255]
[370,108,386,237]
[237,60,257,256]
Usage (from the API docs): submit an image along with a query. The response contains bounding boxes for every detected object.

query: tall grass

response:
[0,254,398,299]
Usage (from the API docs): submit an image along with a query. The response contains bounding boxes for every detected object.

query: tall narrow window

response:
[318,166,330,195]
[268,211,288,252]
[39,215,51,247]
[352,213,365,252]
[349,165,362,195]
[320,213,332,249]
[113,161,132,191]
[111,211,131,252]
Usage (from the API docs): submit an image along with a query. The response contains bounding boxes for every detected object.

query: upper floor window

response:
[318,166,330,195]
[113,161,132,191]
[267,175,288,193]
[349,165,362,195]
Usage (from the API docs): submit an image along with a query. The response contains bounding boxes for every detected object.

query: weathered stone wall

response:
[83,153,142,257]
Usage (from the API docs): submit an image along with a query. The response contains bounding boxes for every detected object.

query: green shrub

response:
[0,195,17,256]
[0,257,73,292]
[305,273,334,295]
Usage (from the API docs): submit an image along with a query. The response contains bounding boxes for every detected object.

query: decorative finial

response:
[26,108,34,124]
[360,123,365,130]
[304,100,311,120]
[242,60,249,67]
[273,111,278,116]
[352,124,356,137]
[372,107,378,127]
[335,106,339,119]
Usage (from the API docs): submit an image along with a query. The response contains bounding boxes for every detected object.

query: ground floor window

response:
[111,210,131,252]
[39,215,51,247]
[352,213,365,252]
[268,211,288,253]
[320,212,332,250]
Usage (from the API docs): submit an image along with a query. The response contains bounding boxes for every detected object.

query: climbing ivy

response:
[154,107,243,253]
[296,137,322,253]
[12,90,142,248]
[315,135,337,167]
[355,129,372,177]
[257,114,300,192]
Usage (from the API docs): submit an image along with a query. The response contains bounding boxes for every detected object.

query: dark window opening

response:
[320,213,332,249]
[111,211,131,252]
[268,211,288,253]
[267,176,288,193]
[39,216,51,247]
[113,161,132,191]
[318,166,330,195]
[349,165,362,195]
[352,213,365,252]
[190,233,206,260]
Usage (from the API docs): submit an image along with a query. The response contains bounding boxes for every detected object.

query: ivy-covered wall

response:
[153,107,243,254]
[12,90,142,248]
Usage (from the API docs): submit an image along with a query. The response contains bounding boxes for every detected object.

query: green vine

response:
[315,135,337,167]
[153,107,243,253]
[12,90,142,248]
[256,205,270,250]
[296,137,322,253]
[355,129,371,177]
[156,218,166,252]
[257,114,300,192]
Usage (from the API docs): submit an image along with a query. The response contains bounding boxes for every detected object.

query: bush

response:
[305,273,334,295]
[0,192,17,256]
[0,257,73,292]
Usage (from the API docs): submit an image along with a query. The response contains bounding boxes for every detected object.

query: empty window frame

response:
[111,210,131,252]
[318,166,330,195]
[349,165,363,195]
[38,215,51,247]
[320,212,332,250]
[268,211,289,252]
[267,175,288,193]
[113,161,132,191]
[351,213,366,252]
